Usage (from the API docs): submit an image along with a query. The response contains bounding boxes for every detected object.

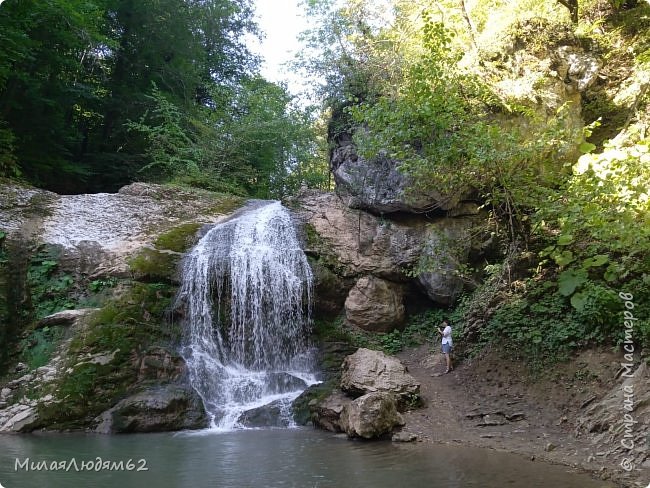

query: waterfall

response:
[176,201,317,430]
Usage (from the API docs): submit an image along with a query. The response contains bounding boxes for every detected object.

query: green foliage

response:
[1,0,318,195]
[88,277,117,293]
[312,316,370,349]
[57,363,99,404]
[480,272,650,370]
[535,131,650,330]
[20,326,65,370]
[375,310,449,355]
[27,246,75,320]
[377,329,404,355]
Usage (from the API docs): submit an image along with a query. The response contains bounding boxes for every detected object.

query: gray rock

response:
[340,348,420,407]
[344,276,405,332]
[297,191,426,280]
[1,407,39,432]
[331,134,467,214]
[340,392,404,439]
[310,390,351,433]
[417,217,478,306]
[238,399,292,428]
[266,372,309,394]
[0,388,11,399]
[392,431,418,442]
[575,362,649,472]
[94,385,208,434]
[296,191,484,308]
[36,308,98,328]
[137,346,187,382]
[556,46,600,92]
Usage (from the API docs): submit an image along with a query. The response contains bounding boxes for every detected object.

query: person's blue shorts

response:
[442,343,452,354]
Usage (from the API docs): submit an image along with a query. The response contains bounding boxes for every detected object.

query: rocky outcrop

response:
[0,181,242,278]
[0,309,96,432]
[340,392,404,439]
[331,133,468,214]
[344,276,405,332]
[417,218,479,306]
[94,385,207,433]
[298,191,427,280]
[309,348,419,439]
[0,182,240,433]
[309,390,351,433]
[296,191,487,315]
[238,399,294,428]
[340,348,420,405]
[575,362,649,472]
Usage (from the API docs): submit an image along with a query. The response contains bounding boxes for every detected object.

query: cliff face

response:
[293,190,491,326]
[0,182,242,432]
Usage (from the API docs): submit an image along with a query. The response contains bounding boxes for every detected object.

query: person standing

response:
[437,318,453,374]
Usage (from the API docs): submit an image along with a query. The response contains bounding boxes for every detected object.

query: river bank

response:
[397,345,649,488]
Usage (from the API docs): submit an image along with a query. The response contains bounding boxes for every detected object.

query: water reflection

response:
[0,428,614,488]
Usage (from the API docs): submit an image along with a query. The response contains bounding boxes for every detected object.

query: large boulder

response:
[309,390,351,433]
[238,399,293,428]
[296,191,486,308]
[94,384,208,433]
[340,348,420,406]
[340,391,404,439]
[297,191,426,280]
[344,276,405,332]
[331,133,467,214]
[417,217,480,306]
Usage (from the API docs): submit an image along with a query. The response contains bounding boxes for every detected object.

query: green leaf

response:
[579,142,596,154]
[553,250,575,267]
[570,291,589,311]
[558,269,588,296]
[582,254,609,268]
[539,245,556,257]
[557,234,574,246]
[604,264,620,282]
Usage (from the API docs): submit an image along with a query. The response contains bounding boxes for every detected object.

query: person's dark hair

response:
[442,318,450,324]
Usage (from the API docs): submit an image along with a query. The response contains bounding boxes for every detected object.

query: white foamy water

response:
[176,201,317,430]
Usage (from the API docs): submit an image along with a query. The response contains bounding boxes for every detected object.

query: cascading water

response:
[176,201,317,430]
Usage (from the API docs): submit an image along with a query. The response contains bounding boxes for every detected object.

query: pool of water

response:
[0,428,614,488]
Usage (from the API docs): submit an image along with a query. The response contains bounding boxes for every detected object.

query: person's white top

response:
[441,325,453,346]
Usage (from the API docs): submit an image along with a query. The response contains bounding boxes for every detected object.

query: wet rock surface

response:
[94,384,208,433]
[340,391,404,439]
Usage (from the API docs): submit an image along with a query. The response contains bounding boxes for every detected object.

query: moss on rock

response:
[39,282,179,429]
[154,223,202,253]
[128,248,181,283]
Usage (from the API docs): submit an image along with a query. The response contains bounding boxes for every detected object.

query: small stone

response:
[545,442,557,452]
[14,362,27,372]
[0,387,11,399]
[392,432,417,443]
[17,374,33,383]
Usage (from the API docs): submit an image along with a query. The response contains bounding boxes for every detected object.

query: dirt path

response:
[397,344,647,488]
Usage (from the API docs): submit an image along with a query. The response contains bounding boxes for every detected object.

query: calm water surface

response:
[0,428,614,488]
